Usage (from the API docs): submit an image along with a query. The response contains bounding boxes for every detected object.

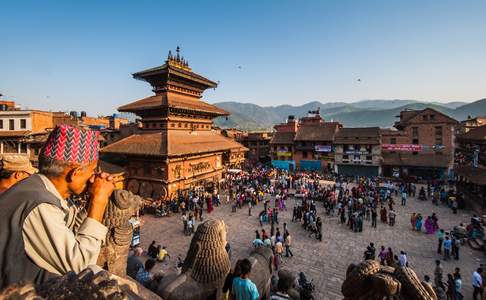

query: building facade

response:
[239,132,272,165]
[293,111,341,172]
[458,115,486,134]
[381,108,458,180]
[101,49,247,200]
[334,127,382,177]
[454,125,486,213]
[270,115,298,170]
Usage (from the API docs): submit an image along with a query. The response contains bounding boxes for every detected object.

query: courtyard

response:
[140,188,483,299]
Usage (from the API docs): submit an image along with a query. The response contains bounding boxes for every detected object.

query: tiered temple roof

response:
[101,130,245,157]
[101,48,245,157]
[118,47,228,117]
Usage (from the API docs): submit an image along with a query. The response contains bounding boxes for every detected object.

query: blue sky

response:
[1,0,486,115]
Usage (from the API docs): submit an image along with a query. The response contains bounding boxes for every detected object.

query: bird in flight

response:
[357,78,361,82]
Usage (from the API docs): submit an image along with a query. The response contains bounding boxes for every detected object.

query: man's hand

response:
[87,172,115,222]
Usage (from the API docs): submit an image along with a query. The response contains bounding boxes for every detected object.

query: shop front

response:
[337,164,379,177]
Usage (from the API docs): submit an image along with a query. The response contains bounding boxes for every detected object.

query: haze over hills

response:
[213,99,486,130]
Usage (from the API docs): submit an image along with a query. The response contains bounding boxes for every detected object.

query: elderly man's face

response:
[68,160,98,195]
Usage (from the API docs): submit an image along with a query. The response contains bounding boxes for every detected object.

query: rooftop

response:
[294,123,339,142]
[270,132,295,145]
[456,125,486,142]
[101,130,247,157]
[118,94,228,116]
[334,127,381,144]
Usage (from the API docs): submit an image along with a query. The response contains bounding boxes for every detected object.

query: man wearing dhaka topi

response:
[0,125,115,289]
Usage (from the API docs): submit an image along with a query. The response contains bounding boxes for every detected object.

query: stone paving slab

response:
[140,189,483,299]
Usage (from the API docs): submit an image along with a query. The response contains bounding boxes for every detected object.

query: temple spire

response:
[166,47,191,70]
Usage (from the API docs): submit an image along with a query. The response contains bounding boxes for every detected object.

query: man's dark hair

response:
[240,258,252,275]
[277,275,293,292]
[145,259,156,271]
[38,152,73,177]
[0,169,13,180]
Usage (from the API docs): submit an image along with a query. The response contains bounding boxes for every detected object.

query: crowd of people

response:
[0,121,482,300]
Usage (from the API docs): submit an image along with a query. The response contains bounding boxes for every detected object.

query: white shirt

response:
[473,271,483,288]
[22,174,107,275]
[399,254,407,267]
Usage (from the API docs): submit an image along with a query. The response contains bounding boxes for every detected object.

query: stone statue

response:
[342,260,437,300]
[0,267,160,300]
[157,219,231,300]
[97,188,144,277]
[246,247,274,299]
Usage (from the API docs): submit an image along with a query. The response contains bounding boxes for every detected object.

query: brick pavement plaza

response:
[140,187,483,299]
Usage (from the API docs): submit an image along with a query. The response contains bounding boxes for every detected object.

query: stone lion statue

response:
[157,219,231,300]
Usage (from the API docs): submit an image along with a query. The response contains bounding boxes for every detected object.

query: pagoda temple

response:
[101,48,247,200]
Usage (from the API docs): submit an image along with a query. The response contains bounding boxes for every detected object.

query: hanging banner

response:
[382,144,422,152]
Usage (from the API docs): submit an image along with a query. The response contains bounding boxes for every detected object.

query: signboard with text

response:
[382,144,423,152]
[315,145,332,152]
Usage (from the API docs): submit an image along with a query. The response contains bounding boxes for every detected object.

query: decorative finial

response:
[168,50,173,60]
[176,46,180,62]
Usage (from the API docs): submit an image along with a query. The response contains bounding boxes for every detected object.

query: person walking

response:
[434,260,443,288]
[443,236,452,261]
[401,189,407,206]
[284,231,293,258]
[437,229,445,254]
[371,208,377,228]
[446,273,455,300]
[453,237,460,260]
[472,268,483,300]
[454,273,463,300]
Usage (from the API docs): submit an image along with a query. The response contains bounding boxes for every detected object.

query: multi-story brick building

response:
[270,115,298,170]
[334,127,382,177]
[0,98,128,162]
[0,109,56,160]
[381,108,458,180]
[239,132,272,165]
[454,125,486,213]
[293,111,341,172]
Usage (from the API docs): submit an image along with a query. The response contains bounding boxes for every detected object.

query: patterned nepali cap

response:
[41,125,99,164]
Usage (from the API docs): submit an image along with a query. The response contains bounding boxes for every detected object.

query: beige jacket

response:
[22,174,107,275]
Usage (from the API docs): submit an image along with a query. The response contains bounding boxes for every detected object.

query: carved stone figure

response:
[97,189,144,277]
[342,261,437,300]
[157,219,231,300]
[246,247,274,299]
[0,267,160,300]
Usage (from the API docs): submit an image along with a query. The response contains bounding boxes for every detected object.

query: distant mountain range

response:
[213,99,486,130]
